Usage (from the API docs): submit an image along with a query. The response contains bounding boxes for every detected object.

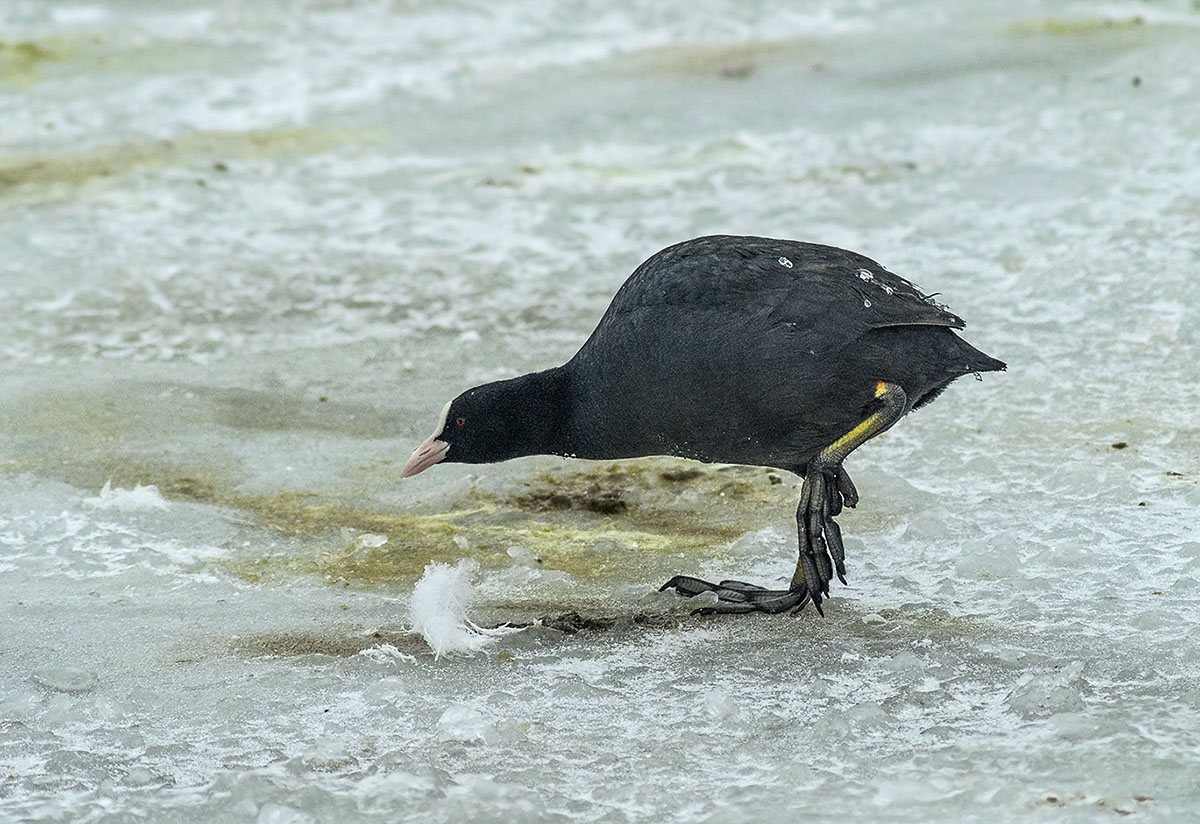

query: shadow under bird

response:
[403,235,1005,615]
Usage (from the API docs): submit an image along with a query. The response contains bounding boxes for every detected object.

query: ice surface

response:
[1005,660,1087,719]
[436,703,490,742]
[255,803,317,824]
[2,0,1200,822]
[30,666,99,694]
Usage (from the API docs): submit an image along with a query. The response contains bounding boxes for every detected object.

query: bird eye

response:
[456,417,467,427]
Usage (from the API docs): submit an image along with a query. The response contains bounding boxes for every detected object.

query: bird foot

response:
[657,463,857,619]
[796,462,857,614]
[659,576,811,615]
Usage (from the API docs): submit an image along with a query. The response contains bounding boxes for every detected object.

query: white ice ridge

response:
[85,480,169,511]
[408,559,522,658]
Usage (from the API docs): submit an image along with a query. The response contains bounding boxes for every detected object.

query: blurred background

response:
[2,1,1198,822]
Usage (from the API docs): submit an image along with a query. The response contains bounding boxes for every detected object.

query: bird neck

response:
[495,361,634,461]
[489,366,576,459]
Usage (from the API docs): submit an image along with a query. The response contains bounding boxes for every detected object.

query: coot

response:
[403,235,1005,615]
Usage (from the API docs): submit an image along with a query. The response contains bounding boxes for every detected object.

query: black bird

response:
[403,235,1005,615]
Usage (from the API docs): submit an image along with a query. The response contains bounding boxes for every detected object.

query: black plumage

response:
[403,235,1005,615]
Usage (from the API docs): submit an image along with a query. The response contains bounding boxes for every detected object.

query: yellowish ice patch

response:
[1008,17,1147,37]
[0,39,61,81]
[220,461,791,587]
[0,127,382,197]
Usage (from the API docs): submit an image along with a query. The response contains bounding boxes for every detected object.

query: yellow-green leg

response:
[793,381,907,613]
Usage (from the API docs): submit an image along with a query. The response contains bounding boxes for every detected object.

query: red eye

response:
[456,417,467,427]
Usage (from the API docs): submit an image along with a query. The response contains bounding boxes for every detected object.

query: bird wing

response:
[771,240,966,331]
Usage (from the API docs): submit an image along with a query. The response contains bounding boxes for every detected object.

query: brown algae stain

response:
[141,472,223,504]
[0,127,380,195]
[628,38,813,80]
[232,628,429,659]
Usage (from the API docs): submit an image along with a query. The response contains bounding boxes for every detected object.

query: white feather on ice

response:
[408,559,522,657]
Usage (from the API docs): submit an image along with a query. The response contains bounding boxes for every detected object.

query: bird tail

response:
[953,335,1006,374]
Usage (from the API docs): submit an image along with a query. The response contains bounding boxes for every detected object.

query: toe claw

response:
[824,513,848,586]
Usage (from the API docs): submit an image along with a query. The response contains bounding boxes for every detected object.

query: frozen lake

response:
[2,0,1199,821]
